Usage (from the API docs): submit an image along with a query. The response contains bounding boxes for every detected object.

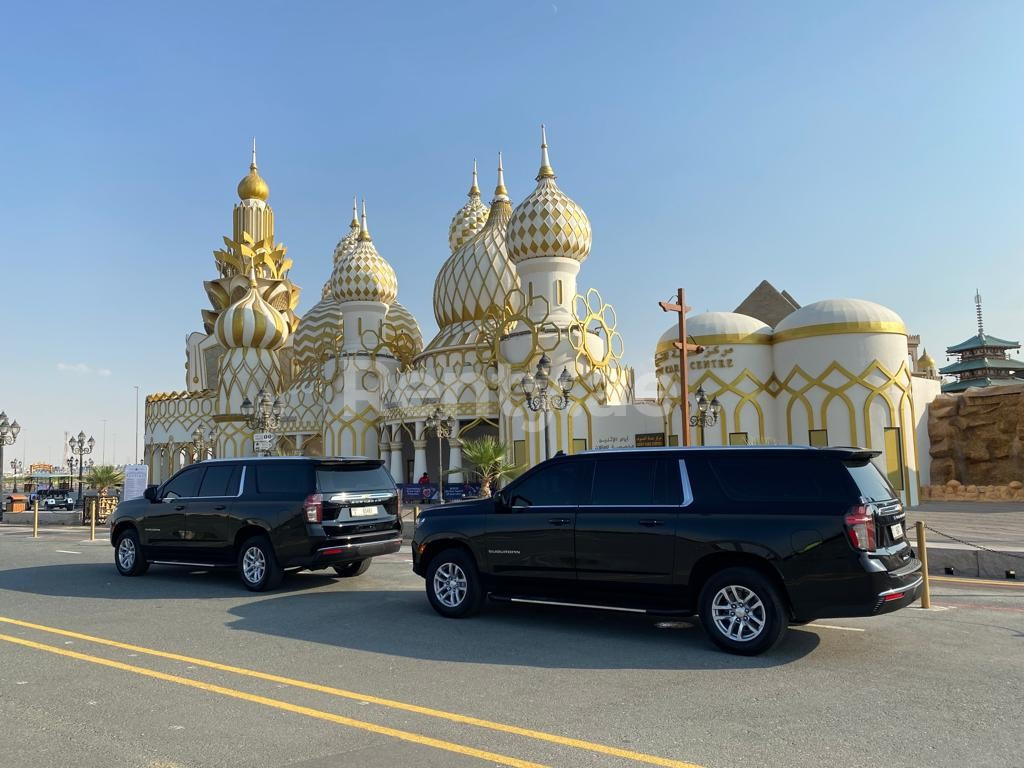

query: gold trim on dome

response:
[656,332,773,355]
[772,320,907,344]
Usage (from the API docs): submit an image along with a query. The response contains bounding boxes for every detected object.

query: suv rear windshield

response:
[845,460,896,502]
[316,462,394,493]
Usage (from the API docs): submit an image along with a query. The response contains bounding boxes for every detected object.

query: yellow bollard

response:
[413,505,420,524]
[32,499,39,538]
[916,520,931,609]
[90,501,96,542]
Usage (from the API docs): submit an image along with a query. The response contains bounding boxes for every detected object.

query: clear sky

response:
[2,0,1023,468]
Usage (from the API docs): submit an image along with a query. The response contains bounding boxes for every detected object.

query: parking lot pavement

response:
[1,530,1022,768]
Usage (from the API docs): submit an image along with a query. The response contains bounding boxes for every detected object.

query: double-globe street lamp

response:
[68,431,96,505]
[10,459,23,493]
[0,413,21,498]
[690,385,722,446]
[520,354,574,461]
[190,424,217,461]
[241,388,282,457]
[425,406,455,503]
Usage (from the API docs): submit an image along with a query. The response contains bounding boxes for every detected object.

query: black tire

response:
[114,529,149,577]
[332,560,371,578]
[237,535,283,592]
[425,548,484,618]
[698,566,787,655]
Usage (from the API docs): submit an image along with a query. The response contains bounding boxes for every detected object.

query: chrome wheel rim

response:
[117,538,136,570]
[242,546,266,584]
[433,562,468,608]
[711,585,766,642]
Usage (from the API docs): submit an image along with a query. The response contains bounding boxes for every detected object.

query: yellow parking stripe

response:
[931,576,1024,589]
[0,616,703,768]
[0,632,547,768]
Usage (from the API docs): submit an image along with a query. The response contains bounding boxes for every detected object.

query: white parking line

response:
[55,550,82,555]
[807,623,866,632]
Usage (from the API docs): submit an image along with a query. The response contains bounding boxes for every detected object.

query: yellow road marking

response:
[931,576,1024,588]
[0,616,703,768]
[0,632,547,768]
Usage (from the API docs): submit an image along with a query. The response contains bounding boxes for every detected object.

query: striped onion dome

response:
[214,272,290,349]
[433,155,519,327]
[333,197,362,267]
[448,161,490,253]
[332,202,399,304]
[384,300,423,358]
[292,296,344,369]
[506,125,591,265]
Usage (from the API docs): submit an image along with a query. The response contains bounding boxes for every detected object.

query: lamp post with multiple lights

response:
[68,432,96,505]
[520,354,574,461]
[690,385,722,446]
[9,459,23,493]
[240,388,282,457]
[189,425,217,461]
[425,406,455,503]
[0,413,21,498]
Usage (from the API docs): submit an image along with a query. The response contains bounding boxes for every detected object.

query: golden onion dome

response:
[506,126,592,264]
[332,202,399,304]
[333,197,362,266]
[918,349,937,371]
[237,140,270,201]
[293,296,344,370]
[214,271,289,349]
[448,161,490,253]
[383,300,424,359]
[433,155,519,327]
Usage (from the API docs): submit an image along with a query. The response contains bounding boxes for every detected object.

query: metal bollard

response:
[916,520,931,609]
[413,505,420,524]
[32,499,39,538]
[90,502,96,542]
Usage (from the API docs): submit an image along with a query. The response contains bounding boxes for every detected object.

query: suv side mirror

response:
[143,485,159,503]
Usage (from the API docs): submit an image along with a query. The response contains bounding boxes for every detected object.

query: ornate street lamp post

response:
[10,459,23,493]
[0,413,22,499]
[189,425,217,461]
[240,388,282,457]
[68,431,96,505]
[425,406,455,504]
[520,354,574,462]
[690,385,722,447]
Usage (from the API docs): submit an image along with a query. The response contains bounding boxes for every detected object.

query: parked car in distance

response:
[108,456,402,591]
[42,489,76,510]
[412,446,923,655]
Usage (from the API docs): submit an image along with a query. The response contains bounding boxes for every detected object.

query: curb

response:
[911,540,1022,580]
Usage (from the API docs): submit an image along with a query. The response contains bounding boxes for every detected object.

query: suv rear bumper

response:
[292,536,403,569]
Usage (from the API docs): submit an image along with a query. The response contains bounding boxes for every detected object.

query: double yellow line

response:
[0,616,703,768]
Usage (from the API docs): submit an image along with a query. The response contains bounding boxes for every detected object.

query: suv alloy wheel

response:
[114,529,149,577]
[425,548,484,618]
[237,535,283,591]
[698,567,787,655]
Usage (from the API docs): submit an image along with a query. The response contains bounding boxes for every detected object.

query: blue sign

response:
[398,483,481,503]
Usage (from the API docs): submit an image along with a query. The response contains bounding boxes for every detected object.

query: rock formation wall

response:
[928,383,1024,485]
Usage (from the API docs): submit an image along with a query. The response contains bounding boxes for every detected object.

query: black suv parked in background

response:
[109,457,401,591]
[412,447,923,655]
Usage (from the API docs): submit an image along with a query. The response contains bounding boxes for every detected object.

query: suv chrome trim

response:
[161,464,247,503]
[317,537,401,553]
[507,597,648,614]
[679,459,694,507]
[878,577,922,597]
[149,560,219,568]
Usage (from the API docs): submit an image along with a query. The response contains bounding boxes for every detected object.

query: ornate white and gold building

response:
[145,131,940,505]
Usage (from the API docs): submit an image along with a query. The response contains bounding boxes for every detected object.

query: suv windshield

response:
[845,460,897,502]
[316,462,394,494]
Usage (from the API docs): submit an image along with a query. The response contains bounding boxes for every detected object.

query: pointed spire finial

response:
[494,152,508,199]
[350,196,359,228]
[537,123,555,180]
[251,137,257,169]
[469,159,480,197]
[358,198,372,242]
[975,289,984,336]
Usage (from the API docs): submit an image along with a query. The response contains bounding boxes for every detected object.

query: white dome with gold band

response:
[332,202,399,305]
[774,298,907,343]
[448,161,490,254]
[655,312,771,376]
[215,272,290,349]
[506,126,592,264]
[433,155,519,328]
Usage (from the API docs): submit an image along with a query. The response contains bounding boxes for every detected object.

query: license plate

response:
[350,506,378,517]
[890,523,903,539]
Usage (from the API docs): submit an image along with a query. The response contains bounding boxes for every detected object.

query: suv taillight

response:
[844,504,876,551]
[304,493,323,523]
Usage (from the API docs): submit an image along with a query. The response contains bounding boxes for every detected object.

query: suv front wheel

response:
[237,535,283,592]
[698,566,786,655]
[114,529,149,577]
[425,548,484,618]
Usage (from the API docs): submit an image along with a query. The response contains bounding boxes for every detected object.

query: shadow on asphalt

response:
[224,588,820,670]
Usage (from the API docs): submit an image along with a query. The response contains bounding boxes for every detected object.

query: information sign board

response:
[122,464,150,501]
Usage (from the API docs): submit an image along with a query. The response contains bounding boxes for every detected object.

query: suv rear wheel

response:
[114,529,149,577]
[333,560,371,578]
[698,567,786,655]
[237,535,283,592]
[425,548,484,618]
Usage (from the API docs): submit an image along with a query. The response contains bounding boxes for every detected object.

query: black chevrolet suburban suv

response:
[411,446,923,655]
[109,456,401,591]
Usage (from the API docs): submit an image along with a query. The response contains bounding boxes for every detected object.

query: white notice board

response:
[122,464,150,501]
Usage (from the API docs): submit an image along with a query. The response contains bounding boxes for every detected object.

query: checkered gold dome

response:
[332,202,399,305]
[448,161,490,254]
[293,295,343,370]
[215,270,290,350]
[433,156,520,327]
[333,197,362,266]
[506,126,591,264]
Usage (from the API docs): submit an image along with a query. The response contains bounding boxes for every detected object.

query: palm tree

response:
[456,437,520,497]
[85,465,124,498]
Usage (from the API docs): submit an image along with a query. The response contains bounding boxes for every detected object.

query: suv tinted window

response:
[510,460,594,507]
[162,466,204,499]
[654,458,684,505]
[317,462,393,493]
[198,465,241,497]
[845,460,896,502]
[593,458,655,505]
[255,463,312,496]
[709,455,833,503]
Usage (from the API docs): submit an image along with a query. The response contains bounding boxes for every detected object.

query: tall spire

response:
[251,137,257,169]
[358,199,372,242]
[494,152,508,200]
[537,124,555,180]
[975,289,984,335]
[469,159,480,197]
[350,196,359,228]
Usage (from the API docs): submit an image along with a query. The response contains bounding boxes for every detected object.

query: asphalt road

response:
[0,525,1021,768]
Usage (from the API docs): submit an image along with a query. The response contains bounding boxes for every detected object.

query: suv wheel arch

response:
[688,552,793,617]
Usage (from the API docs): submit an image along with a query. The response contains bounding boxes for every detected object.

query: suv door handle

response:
[174,505,186,511]
[547,518,571,526]
[639,519,664,527]
[213,505,226,511]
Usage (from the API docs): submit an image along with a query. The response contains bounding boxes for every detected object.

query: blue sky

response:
[3,1,1023,467]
